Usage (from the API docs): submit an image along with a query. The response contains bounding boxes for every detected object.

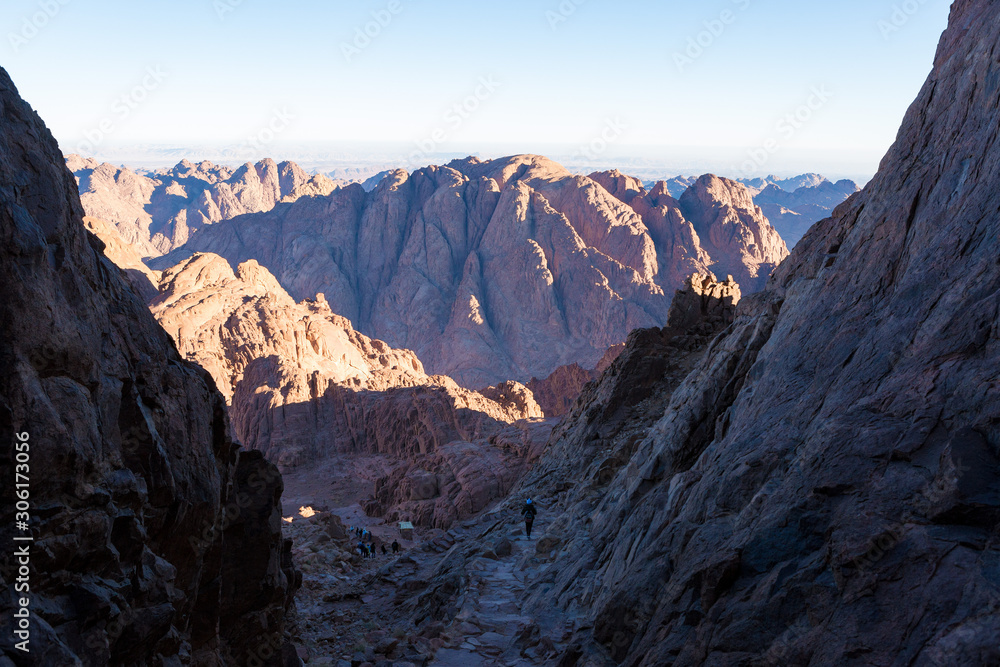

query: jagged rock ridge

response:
[148,155,787,387]
[67,154,338,257]
[0,70,298,665]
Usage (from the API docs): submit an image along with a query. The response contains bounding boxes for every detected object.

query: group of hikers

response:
[345,499,538,563]
[349,525,400,560]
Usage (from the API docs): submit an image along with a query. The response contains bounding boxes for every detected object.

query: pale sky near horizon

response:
[1,0,952,180]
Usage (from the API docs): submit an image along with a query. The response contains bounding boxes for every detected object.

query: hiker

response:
[522,498,538,538]
[392,540,400,554]
[357,542,365,558]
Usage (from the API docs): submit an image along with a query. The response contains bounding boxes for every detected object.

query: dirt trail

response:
[278,456,581,666]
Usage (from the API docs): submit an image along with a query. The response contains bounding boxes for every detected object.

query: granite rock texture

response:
[501,3,1000,663]
[0,69,298,665]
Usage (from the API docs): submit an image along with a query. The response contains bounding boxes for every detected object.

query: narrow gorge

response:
[2,1,997,665]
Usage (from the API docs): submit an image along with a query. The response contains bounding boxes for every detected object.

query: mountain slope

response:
[151,252,549,526]
[150,155,787,387]
[505,2,1000,663]
[0,69,298,665]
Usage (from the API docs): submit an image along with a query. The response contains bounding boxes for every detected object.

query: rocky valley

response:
[2,0,998,665]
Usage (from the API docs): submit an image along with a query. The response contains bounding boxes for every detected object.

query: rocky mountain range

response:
[738,172,829,195]
[408,1,1000,663]
[3,0,993,663]
[142,155,786,388]
[0,68,299,665]
[143,250,549,527]
[658,173,860,248]
[67,154,339,257]
[753,177,861,247]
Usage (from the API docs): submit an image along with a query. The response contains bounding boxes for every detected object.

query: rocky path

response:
[277,456,581,666]
[428,530,573,667]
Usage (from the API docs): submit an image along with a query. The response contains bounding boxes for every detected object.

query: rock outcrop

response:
[525,344,624,418]
[0,69,298,665]
[150,253,549,526]
[150,155,788,387]
[470,2,1000,663]
[67,154,337,257]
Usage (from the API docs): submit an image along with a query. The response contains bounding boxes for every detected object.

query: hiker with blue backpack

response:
[522,498,538,538]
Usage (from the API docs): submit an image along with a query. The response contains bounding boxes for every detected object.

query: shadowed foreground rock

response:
[390,2,1000,664]
[503,2,1000,664]
[0,70,298,665]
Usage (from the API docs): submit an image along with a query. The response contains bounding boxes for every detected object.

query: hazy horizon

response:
[4,0,952,182]
[66,141,878,186]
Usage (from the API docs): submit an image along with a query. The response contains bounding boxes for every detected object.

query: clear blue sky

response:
[1,0,952,178]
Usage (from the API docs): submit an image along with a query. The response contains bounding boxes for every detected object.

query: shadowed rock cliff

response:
[0,70,298,665]
[500,2,1000,663]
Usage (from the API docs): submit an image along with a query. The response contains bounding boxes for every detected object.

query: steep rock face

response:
[678,174,788,291]
[526,363,601,419]
[501,2,1000,664]
[82,216,161,301]
[526,344,625,418]
[151,155,786,387]
[150,253,548,526]
[151,253,427,404]
[592,170,788,292]
[0,70,297,665]
[68,155,337,257]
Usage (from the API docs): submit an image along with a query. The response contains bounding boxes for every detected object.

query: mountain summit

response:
[148,154,787,386]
